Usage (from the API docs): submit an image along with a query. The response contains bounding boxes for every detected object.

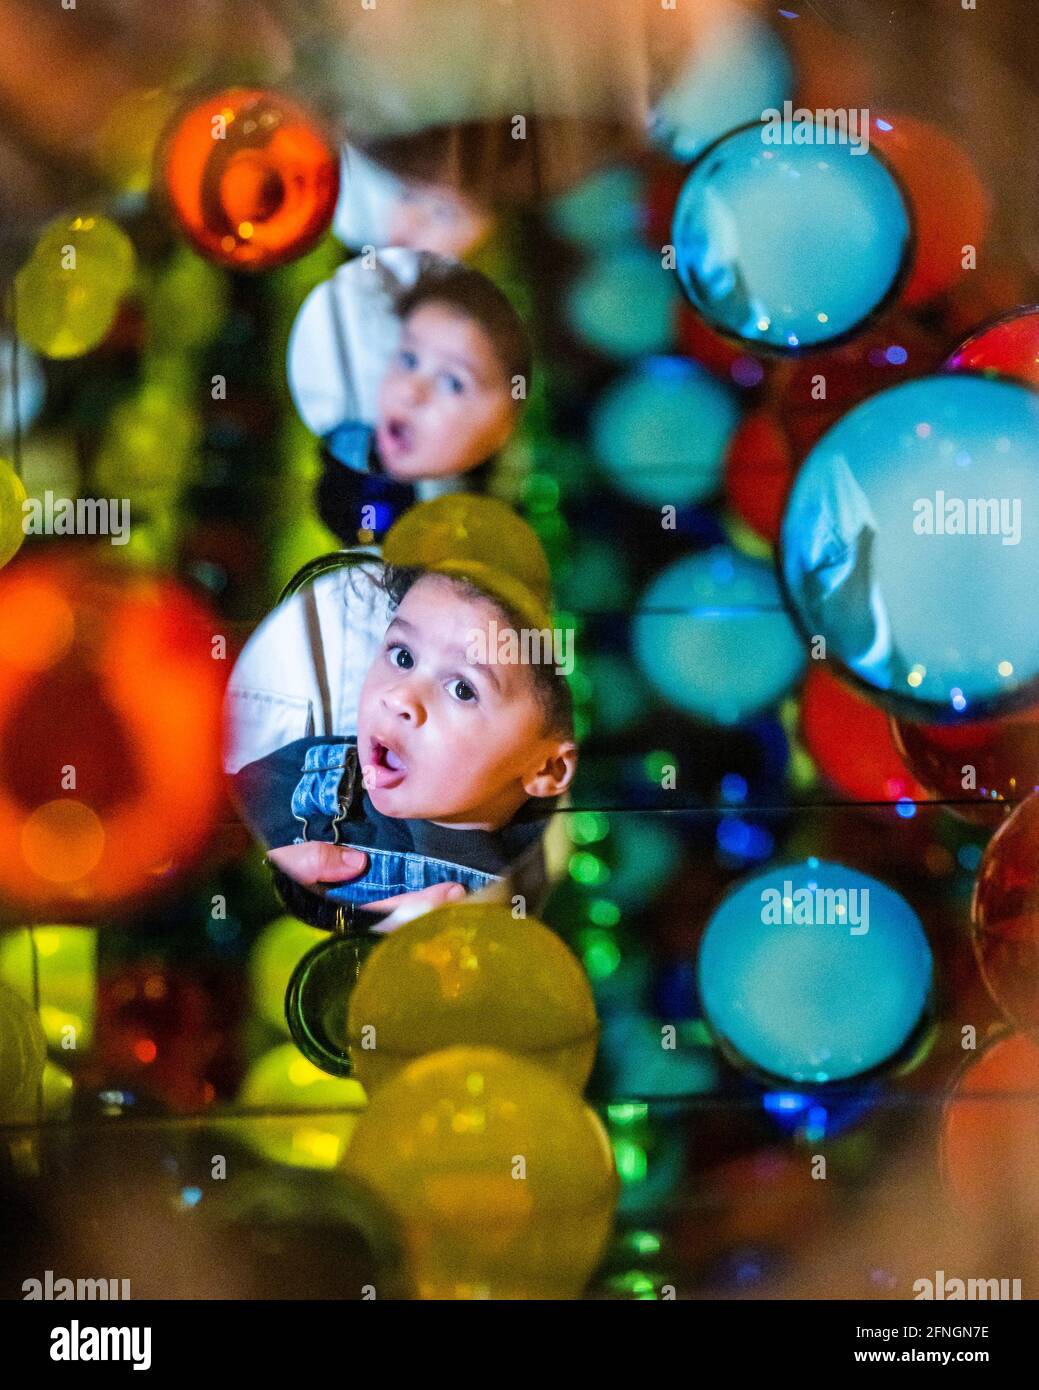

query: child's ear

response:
[523,739,578,800]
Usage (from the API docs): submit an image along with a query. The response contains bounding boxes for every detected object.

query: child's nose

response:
[401,372,432,406]
[383,680,426,725]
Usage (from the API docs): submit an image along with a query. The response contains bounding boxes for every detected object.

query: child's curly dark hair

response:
[394,259,532,397]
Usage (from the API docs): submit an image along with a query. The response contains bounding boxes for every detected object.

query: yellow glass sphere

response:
[95,88,178,195]
[15,259,120,360]
[342,1046,618,1299]
[146,249,229,351]
[248,915,324,1035]
[31,214,136,299]
[382,494,552,606]
[41,1060,74,1119]
[232,1042,366,1170]
[347,903,599,1093]
[0,460,27,570]
[0,926,97,1049]
[15,214,135,359]
[94,387,201,499]
[0,980,47,1123]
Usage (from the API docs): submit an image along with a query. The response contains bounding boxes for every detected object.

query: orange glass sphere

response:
[941,1031,1039,1224]
[0,555,225,918]
[870,114,990,307]
[159,88,339,271]
[972,791,1039,1030]
[892,704,1039,825]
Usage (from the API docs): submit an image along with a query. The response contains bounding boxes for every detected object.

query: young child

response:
[317,263,531,543]
[233,562,576,928]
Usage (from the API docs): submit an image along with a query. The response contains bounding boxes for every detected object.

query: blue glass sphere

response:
[567,248,679,358]
[780,375,1039,716]
[550,165,644,249]
[698,860,933,1083]
[591,357,739,507]
[671,121,911,351]
[632,547,804,724]
[650,10,793,161]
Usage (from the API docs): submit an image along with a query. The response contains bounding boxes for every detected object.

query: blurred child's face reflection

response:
[386,182,495,259]
[375,303,516,480]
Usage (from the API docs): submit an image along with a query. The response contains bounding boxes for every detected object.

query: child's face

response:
[386,182,495,260]
[375,303,516,481]
[356,577,571,829]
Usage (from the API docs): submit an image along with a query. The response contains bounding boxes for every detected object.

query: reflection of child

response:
[233,565,575,926]
[335,142,496,261]
[788,459,909,691]
[319,264,530,541]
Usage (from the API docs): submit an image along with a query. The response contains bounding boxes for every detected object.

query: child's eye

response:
[439,372,465,396]
[449,678,477,703]
[398,349,419,370]
[388,644,414,669]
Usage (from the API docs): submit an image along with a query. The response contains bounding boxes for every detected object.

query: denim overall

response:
[289,741,501,907]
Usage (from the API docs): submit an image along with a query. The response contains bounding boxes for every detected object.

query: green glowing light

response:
[522,473,561,513]
[588,898,621,927]
[570,812,610,845]
[580,930,621,980]
[607,1101,648,1126]
[607,1271,658,1299]
[613,1139,648,1184]
[569,851,610,886]
[643,749,675,782]
[630,1230,661,1256]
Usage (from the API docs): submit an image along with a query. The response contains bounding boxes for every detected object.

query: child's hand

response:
[267,843,466,930]
[362,881,467,932]
[267,842,370,889]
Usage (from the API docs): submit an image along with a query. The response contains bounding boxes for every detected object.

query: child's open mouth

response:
[379,417,415,457]
[365,737,408,791]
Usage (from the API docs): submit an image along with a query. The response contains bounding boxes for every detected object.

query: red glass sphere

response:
[946,305,1039,389]
[676,305,746,380]
[723,409,793,542]
[0,555,225,918]
[891,705,1039,825]
[972,791,1039,1031]
[160,88,339,271]
[774,317,944,455]
[801,665,925,805]
[869,114,990,308]
[642,159,684,253]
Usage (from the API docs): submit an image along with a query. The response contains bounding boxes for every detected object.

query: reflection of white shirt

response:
[694,187,771,341]
[224,563,392,773]
[287,248,424,437]
[792,458,895,686]
[332,144,402,250]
